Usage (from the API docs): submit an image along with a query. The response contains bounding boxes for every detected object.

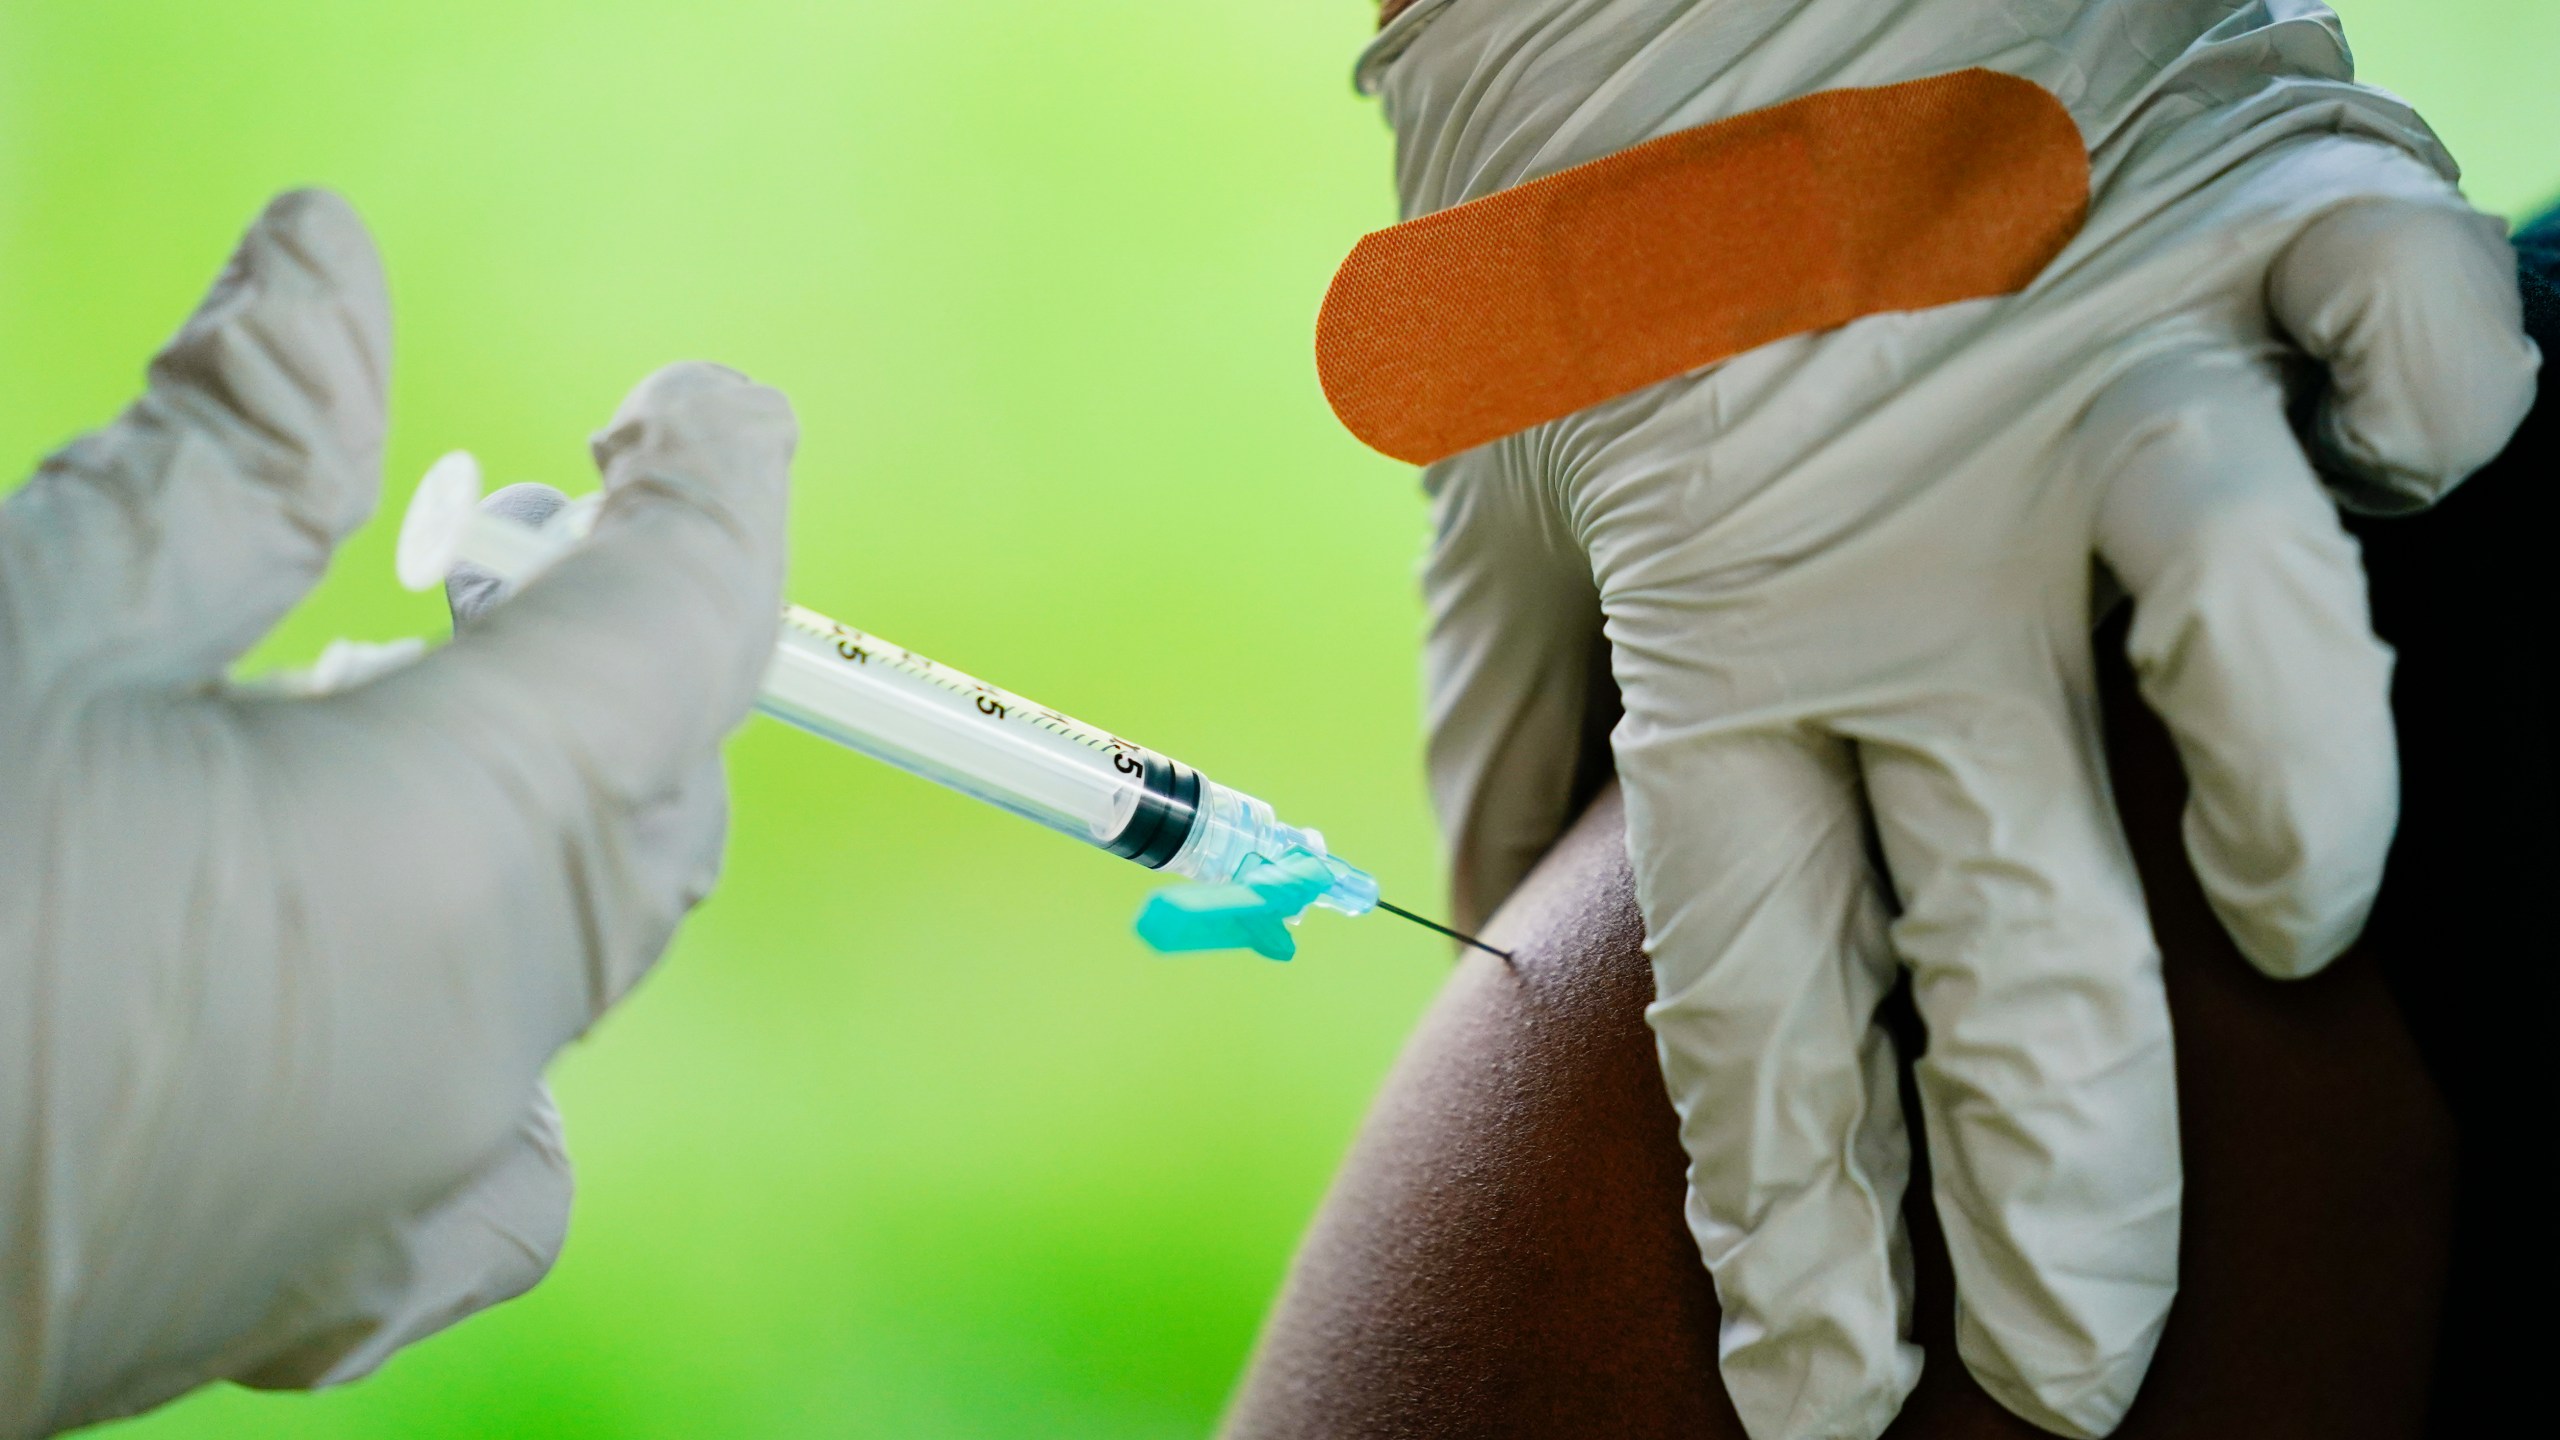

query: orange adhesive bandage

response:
[1317,69,2090,465]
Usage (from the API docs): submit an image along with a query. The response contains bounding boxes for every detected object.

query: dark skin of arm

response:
[1223,56,2554,1427]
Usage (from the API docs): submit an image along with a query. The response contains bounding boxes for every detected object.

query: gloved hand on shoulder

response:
[1363,3,2538,1437]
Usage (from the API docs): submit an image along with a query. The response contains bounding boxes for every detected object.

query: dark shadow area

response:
[2348,202,2558,1435]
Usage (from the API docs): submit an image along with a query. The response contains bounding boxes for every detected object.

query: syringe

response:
[395,453,1508,959]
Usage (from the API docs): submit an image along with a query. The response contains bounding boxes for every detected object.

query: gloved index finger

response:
[0,189,390,692]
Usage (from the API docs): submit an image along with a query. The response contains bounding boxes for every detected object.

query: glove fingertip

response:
[579,365,796,633]
[258,189,382,281]
[588,362,798,479]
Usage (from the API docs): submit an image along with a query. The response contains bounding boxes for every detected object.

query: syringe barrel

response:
[760,607,1375,916]
[399,454,1377,916]
[762,605,1167,860]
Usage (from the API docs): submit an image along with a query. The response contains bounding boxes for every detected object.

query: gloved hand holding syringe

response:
[396,452,1506,963]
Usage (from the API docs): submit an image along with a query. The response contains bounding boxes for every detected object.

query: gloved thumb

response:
[435,476,735,1014]
[272,363,782,1040]
[391,361,790,826]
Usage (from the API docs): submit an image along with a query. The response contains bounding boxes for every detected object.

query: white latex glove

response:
[1378,3,2537,1438]
[0,190,794,1437]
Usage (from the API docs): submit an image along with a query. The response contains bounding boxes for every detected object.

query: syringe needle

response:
[1376,900,1515,964]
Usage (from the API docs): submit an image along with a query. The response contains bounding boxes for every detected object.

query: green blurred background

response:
[0,3,2549,1435]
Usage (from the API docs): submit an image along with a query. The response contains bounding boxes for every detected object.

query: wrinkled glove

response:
[0,190,794,1437]
[1372,3,2538,1438]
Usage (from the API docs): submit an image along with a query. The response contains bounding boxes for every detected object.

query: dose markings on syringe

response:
[781,605,1150,771]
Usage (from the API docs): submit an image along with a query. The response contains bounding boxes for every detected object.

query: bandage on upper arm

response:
[1318,69,2090,465]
